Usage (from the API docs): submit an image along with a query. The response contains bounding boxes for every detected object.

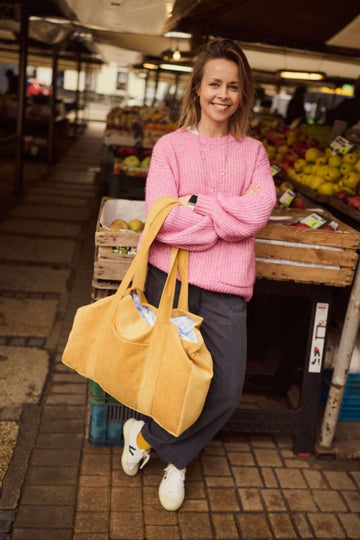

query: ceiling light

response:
[164,31,192,39]
[279,70,325,81]
[160,63,193,73]
[172,49,181,60]
[143,63,158,70]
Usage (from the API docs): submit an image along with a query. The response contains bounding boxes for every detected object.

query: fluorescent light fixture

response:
[143,63,158,70]
[160,63,193,72]
[279,70,325,81]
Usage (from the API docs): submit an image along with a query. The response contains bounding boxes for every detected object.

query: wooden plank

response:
[94,260,129,281]
[95,230,140,247]
[257,224,360,249]
[255,261,355,287]
[97,246,136,261]
[255,242,358,268]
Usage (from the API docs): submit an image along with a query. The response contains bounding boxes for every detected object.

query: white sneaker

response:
[121,418,150,476]
[158,464,186,511]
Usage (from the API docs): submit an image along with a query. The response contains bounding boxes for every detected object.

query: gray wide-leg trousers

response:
[141,264,247,470]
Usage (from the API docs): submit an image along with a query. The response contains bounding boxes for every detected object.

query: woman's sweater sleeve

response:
[145,136,218,251]
[194,143,276,241]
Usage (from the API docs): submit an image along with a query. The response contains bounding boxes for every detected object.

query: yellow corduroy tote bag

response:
[62,196,213,436]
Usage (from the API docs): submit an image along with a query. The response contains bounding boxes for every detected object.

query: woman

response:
[121,39,276,511]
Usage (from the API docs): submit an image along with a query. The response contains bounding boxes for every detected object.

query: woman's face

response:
[197,58,242,132]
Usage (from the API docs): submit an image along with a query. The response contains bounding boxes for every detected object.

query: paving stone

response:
[261,467,279,488]
[0,347,48,407]
[0,218,81,238]
[0,422,19,489]
[232,466,264,487]
[81,454,111,476]
[15,505,74,528]
[111,486,142,512]
[21,484,77,506]
[212,513,239,539]
[51,383,87,395]
[39,419,84,434]
[341,490,360,512]
[74,512,109,534]
[0,298,57,336]
[292,513,313,539]
[26,466,78,485]
[207,487,240,511]
[284,458,310,468]
[275,468,307,488]
[223,440,251,452]
[110,511,144,539]
[269,513,297,538]
[0,265,69,296]
[24,194,89,207]
[236,513,272,539]
[13,530,73,539]
[145,525,180,539]
[282,489,318,511]
[237,488,263,511]
[31,449,81,468]
[143,505,178,525]
[179,499,209,512]
[338,512,360,539]
[0,235,76,264]
[77,486,110,512]
[11,204,90,222]
[178,512,213,539]
[323,470,357,490]
[36,432,83,450]
[254,448,283,467]
[201,455,231,476]
[227,451,255,466]
[313,489,347,511]
[80,475,110,487]
[350,471,360,488]
[261,488,287,511]
[52,373,85,383]
[205,476,234,487]
[249,434,276,448]
[307,513,345,538]
[186,481,206,499]
[42,405,85,421]
[45,393,87,405]
[303,469,328,489]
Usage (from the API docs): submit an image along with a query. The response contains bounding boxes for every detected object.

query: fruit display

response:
[140,105,176,148]
[106,106,141,131]
[113,147,152,176]
[108,217,145,232]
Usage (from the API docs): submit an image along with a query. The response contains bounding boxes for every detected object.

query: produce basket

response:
[93,197,145,282]
[255,207,360,287]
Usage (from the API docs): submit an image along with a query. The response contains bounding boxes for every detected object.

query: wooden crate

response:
[255,208,360,286]
[94,197,144,282]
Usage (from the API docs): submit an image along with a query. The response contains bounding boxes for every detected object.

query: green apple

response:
[316,155,327,166]
[340,163,355,176]
[317,182,335,196]
[294,158,307,172]
[317,165,331,178]
[343,172,360,190]
[305,147,321,162]
[324,166,341,182]
[343,152,359,165]
[354,159,360,173]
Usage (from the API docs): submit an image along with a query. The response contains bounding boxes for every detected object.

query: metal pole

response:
[14,2,29,194]
[48,48,59,164]
[143,71,149,106]
[318,261,360,448]
[152,69,160,106]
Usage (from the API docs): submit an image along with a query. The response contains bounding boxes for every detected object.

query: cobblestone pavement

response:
[0,123,360,539]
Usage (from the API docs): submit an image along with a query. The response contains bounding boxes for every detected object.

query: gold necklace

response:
[198,135,230,193]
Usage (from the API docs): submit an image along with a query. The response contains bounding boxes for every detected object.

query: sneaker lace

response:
[139,449,150,470]
[164,464,186,483]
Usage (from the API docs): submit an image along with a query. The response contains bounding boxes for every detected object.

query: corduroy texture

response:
[145,129,277,301]
[62,197,213,437]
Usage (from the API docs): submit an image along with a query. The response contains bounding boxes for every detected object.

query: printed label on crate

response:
[270,164,282,177]
[279,189,295,207]
[329,135,355,156]
[308,302,329,373]
[299,212,331,229]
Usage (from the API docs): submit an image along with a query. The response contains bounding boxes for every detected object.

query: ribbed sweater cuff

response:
[194,194,216,217]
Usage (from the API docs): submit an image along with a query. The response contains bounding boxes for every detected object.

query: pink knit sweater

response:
[145,129,276,301]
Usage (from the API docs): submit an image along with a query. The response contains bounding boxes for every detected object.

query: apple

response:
[340,163,355,176]
[343,172,360,190]
[315,156,327,166]
[305,148,321,162]
[317,182,336,196]
[277,144,289,154]
[328,155,342,168]
[343,152,359,165]
[348,196,360,209]
[334,189,350,203]
[309,175,325,190]
[324,166,341,182]
[354,159,360,173]
[356,182,360,196]
[292,198,305,209]
[294,158,307,172]
[317,165,331,178]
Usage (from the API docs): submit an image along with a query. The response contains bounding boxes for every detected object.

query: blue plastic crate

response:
[321,371,360,421]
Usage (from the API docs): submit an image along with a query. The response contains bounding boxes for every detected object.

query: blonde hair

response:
[177,39,254,140]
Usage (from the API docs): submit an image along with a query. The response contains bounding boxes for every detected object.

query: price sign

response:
[299,212,330,229]
[270,164,282,177]
[279,189,295,207]
[329,135,355,156]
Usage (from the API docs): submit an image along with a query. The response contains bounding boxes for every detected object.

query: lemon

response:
[128,219,145,232]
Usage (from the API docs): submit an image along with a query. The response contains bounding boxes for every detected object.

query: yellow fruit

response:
[343,152,359,165]
[305,148,321,162]
[317,182,336,196]
[324,166,341,182]
[108,218,129,231]
[294,159,306,172]
[128,219,145,232]
[328,155,342,168]
[315,155,327,166]
[317,165,331,178]
[310,176,325,190]
[354,159,360,173]
[343,172,360,190]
